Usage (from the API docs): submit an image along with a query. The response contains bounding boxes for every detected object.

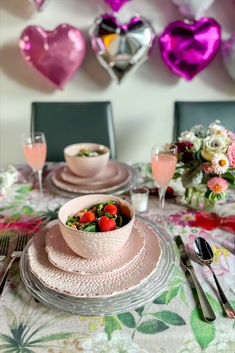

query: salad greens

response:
[66,200,129,232]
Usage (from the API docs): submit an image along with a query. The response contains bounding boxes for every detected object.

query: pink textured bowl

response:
[64,143,110,177]
[58,194,135,259]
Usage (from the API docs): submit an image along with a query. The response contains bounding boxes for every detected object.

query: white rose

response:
[179,131,202,151]
[209,122,226,134]
[201,135,227,161]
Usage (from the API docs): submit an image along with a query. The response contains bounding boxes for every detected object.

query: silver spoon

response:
[194,237,235,319]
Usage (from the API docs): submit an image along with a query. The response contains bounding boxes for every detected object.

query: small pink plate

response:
[61,161,120,185]
[51,163,131,193]
[45,222,145,274]
[28,219,162,298]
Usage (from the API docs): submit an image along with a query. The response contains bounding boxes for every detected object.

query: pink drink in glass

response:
[151,153,177,188]
[23,143,47,170]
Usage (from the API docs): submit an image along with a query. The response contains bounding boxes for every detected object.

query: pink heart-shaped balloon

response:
[105,0,131,12]
[29,0,48,11]
[35,0,46,10]
[19,24,86,89]
[159,18,221,80]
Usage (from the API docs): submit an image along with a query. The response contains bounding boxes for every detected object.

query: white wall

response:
[0,0,235,167]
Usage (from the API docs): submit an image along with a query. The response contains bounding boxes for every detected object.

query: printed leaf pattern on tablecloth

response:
[137,319,169,334]
[190,308,216,349]
[0,306,89,352]
[104,316,121,340]
[152,311,186,326]
[0,163,235,352]
[118,313,136,328]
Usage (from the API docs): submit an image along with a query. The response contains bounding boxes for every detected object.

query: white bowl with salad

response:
[58,194,135,259]
[64,143,110,177]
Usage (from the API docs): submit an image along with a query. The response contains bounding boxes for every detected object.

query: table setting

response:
[0,122,235,353]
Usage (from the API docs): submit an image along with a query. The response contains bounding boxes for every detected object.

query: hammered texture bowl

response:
[58,194,135,259]
[64,143,110,177]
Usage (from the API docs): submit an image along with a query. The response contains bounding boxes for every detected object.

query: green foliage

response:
[116,215,122,227]
[173,172,181,179]
[84,223,96,232]
[181,161,201,188]
[223,171,235,185]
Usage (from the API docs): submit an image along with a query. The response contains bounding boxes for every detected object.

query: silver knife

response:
[175,235,216,322]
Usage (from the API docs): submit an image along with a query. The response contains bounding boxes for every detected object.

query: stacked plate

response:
[45,161,137,197]
[20,215,176,316]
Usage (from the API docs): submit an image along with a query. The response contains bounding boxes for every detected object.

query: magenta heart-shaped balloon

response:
[105,0,131,12]
[19,24,86,89]
[159,18,221,80]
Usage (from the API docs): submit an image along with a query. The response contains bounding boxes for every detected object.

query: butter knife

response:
[175,235,216,322]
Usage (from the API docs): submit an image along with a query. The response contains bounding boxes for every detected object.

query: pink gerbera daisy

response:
[227,141,235,167]
[207,177,229,194]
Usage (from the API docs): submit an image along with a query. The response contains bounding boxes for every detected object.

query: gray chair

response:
[173,101,235,140]
[31,101,116,161]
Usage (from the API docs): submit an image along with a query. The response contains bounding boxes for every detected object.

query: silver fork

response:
[0,233,28,291]
[0,235,10,261]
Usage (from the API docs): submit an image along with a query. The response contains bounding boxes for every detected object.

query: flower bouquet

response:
[174,121,235,209]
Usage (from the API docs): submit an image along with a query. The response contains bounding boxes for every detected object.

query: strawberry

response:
[103,204,118,215]
[98,216,116,232]
[80,211,95,223]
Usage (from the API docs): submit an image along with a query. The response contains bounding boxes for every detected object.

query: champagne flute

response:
[22,132,47,196]
[151,143,177,209]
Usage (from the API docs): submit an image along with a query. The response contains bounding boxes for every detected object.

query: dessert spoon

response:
[194,237,235,319]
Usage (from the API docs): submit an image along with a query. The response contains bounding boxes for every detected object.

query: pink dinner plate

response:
[45,222,145,274]
[51,163,131,193]
[61,161,120,186]
[28,218,162,298]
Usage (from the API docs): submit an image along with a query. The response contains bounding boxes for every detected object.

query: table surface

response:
[0,163,234,353]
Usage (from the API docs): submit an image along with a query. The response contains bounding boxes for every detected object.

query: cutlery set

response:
[0,230,234,321]
[0,233,28,294]
[176,235,235,321]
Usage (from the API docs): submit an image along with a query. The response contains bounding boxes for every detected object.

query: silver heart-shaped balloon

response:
[90,14,155,83]
[222,33,235,82]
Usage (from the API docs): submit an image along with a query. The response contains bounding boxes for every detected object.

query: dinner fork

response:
[0,235,9,261]
[0,233,28,291]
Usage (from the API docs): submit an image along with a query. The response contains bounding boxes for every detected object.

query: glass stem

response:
[37,169,43,196]
[158,186,166,209]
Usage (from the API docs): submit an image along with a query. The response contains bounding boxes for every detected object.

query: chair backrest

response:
[173,101,235,140]
[31,101,116,161]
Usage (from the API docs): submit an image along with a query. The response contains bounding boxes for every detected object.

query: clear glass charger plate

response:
[20,215,176,316]
[44,162,138,198]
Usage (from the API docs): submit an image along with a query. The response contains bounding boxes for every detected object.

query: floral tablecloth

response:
[0,164,234,353]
